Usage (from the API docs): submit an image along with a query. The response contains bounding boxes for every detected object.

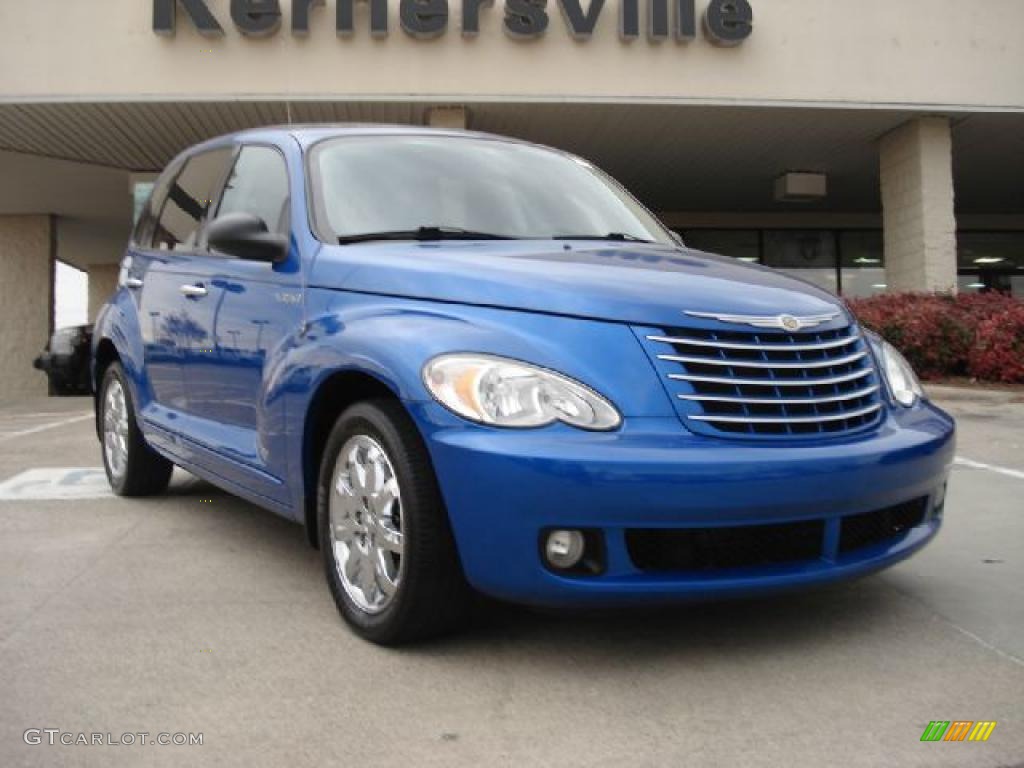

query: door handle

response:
[179,284,208,298]
[124,277,144,289]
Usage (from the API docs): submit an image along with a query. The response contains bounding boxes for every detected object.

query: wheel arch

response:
[92,337,121,440]
[301,368,407,549]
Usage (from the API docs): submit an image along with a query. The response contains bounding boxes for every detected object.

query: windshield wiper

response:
[338,226,519,245]
[552,232,655,243]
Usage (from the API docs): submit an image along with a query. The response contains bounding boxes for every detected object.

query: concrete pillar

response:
[88,264,119,322]
[879,117,958,293]
[426,106,468,130]
[0,215,54,400]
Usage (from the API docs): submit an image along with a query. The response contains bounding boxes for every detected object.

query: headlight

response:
[876,339,924,407]
[422,354,622,431]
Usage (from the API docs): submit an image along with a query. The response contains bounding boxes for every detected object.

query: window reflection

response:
[680,228,1023,298]
[682,230,760,263]
[958,232,1024,298]
[840,231,886,298]
[762,230,838,294]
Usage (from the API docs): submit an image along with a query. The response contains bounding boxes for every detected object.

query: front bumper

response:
[411,401,955,607]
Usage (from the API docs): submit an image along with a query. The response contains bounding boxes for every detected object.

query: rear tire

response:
[318,399,470,645]
[99,363,173,497]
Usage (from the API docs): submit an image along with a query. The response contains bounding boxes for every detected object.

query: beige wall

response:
[0,216,53,400]
[57,217,131,270]
[1,1,1022,110]
[0,152,132,271]
[87,264,120,322]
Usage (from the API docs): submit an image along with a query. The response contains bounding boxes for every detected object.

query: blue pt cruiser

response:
[93,125,955,644]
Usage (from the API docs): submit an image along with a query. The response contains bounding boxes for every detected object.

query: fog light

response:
[545,530,585,570]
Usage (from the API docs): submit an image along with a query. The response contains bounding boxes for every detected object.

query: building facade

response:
[1,0,1022,396]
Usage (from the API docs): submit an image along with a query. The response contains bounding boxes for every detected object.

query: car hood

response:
[309,241,847,327]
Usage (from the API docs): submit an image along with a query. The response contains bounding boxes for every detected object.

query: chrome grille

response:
[638,320,884,439]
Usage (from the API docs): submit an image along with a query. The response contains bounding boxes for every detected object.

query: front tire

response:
[318,400,470,645]
[99,363,173,496]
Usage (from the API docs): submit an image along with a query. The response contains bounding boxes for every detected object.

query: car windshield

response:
[308,135,674,245]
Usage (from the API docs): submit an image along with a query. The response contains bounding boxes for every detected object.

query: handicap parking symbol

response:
[0,468,112,500]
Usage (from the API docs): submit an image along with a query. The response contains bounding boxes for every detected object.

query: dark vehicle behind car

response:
[34,324,93,395]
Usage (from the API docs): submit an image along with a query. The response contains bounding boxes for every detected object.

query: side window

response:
[132,160,181,248]
[153,148,232,252]
[217,146,291,237]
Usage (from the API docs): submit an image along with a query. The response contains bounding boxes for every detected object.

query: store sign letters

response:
[153,0,753,46]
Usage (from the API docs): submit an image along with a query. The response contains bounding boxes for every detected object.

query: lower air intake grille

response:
[625,499,931,573]
[626,520,825,572]
[839,497,928,554]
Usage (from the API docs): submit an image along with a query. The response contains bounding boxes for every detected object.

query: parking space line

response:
[0,413,93,442]
[954,456,1024,481]
[947,622,1024,669]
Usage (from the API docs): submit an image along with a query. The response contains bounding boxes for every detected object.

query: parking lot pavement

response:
[0,396,1022,768]
[927,384,1024,473]
[0,398,93,443]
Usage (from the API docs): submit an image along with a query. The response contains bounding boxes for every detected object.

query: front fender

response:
[279,288,678,518]
[290,288,675,414]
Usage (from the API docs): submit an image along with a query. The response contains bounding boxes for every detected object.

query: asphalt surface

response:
[0,391,1022,768]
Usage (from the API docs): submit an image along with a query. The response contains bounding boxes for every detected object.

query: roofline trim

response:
[1,93,1023,115]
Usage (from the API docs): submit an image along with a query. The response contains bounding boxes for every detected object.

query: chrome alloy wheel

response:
[103,378,130,480]
[329,435,405,614]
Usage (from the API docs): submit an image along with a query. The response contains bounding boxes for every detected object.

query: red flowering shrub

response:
[846,292,1023,382]
[952,292,1023,334]
[968,302,1024,383]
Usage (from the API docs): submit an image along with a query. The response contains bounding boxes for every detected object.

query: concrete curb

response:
[925,384,1024,404]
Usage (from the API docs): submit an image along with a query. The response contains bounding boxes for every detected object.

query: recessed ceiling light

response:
[774,172,827,203]
[973,257,1005,265]
[872,284,888,289]
[854,257,880,264]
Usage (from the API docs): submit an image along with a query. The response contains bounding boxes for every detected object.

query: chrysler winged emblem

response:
[779,314,801,332]
[684,310,840,331]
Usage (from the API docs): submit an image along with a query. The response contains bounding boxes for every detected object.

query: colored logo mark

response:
[920,721,997,742]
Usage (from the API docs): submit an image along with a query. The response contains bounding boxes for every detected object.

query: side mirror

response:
[206,212,289,263]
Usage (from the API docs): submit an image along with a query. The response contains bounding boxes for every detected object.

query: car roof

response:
[190,123,534,152]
